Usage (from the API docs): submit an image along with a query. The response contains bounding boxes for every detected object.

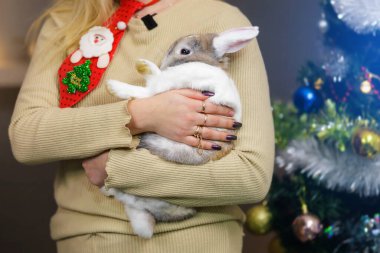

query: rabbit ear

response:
[213,26,259,58]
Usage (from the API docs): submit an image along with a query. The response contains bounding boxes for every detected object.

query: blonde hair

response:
[27,0,116,57]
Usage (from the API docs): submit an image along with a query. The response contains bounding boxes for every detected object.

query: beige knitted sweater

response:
[9,0,274,240]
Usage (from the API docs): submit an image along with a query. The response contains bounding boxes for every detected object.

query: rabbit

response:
[102,26,259,239]
[107,26,259,163]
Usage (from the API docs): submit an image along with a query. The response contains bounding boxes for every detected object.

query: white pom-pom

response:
[117,21,127,30]
[331,0,380,34]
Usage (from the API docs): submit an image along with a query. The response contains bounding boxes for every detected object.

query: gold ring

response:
[196,129,203,155]
[197,139,203,154]
[197,135,202,147]
[193,126,201,137]
[202,114,208,126]
[201,101,206,113]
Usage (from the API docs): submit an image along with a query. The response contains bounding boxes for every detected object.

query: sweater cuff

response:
[104,148,133,190]
[93,100,140,150]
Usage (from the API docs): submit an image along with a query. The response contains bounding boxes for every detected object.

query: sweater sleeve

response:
[104,7,275,207]
[8,15,137,165]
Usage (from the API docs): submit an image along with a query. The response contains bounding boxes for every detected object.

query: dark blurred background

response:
[0,0,320,252]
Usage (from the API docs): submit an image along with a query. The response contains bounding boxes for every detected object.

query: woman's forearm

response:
[9,101,136,165]
[105,144,274,207]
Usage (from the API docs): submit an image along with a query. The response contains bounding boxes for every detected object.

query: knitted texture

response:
[57,221,244,253]
[9,0,275,248]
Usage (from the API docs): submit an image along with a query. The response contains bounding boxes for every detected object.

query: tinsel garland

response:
[277,138,380,197]
[331,0,380,34]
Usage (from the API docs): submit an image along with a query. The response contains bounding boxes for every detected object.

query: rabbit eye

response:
[180,48,191,55]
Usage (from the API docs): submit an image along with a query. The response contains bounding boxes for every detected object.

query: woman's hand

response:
[82,151,109,187]
[127,89,242,150]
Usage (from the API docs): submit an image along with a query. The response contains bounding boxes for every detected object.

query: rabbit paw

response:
[127,208,156,239]
[135,59,161,76]
[100,186,117,197]
[132,220,155,239]
[106,80,132,99]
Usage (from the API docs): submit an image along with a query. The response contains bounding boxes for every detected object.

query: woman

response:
[9,0,274,252]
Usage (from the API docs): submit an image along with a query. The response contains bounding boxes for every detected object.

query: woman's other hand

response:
[127,89,242,150]
[82,151,109,187]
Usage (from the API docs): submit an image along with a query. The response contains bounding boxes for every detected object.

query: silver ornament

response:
[331,0,380,34]
[322,49,349,80]
[318,19,329,33]
[277,138,380,197]
[318,13,329,33]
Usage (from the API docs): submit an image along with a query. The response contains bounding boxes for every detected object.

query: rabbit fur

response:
[102,26,259,239]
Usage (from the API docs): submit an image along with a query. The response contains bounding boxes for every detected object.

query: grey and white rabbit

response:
[102,26,259,239]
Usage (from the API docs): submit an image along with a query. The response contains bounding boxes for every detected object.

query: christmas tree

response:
[246,1,380,253]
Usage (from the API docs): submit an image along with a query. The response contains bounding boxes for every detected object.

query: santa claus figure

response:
[70,26,114,68]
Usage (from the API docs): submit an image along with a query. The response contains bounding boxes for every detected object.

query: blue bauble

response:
[293,86,323,113]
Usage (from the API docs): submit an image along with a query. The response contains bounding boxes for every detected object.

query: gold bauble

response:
[352,129,380,158]
[360,80,372,94]
[292,214,323,242]
[268,236,286,253]
[246,204,273,235]
[314,78,324,90]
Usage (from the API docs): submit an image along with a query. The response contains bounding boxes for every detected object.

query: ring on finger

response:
[201,101,206,113]
[198,126,203,137]
[193,126,201,137]
[195,129,204,155]
[202,114,208,126]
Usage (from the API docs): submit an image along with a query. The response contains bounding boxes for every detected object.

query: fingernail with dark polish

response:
[212,145,222,150]
[226,135,237,141]
[233,122,242,129]
[202,91,215,97]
